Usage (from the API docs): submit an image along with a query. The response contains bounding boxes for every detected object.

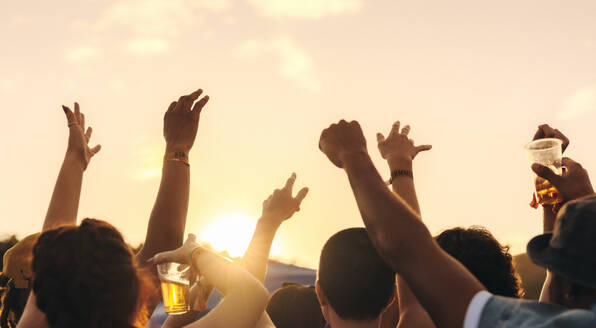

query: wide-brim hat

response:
[2,233,40,289]
[527,195,596,289]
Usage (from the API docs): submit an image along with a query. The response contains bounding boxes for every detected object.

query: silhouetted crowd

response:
[1,89,595,327]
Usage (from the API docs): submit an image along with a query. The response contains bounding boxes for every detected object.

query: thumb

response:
[295,187,309,204]
[376,133,385,143]
[415,144,432,152]
[532,164,562,186]
[90,145,101,156]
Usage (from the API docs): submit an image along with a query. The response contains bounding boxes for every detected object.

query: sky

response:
[1,0,596,269]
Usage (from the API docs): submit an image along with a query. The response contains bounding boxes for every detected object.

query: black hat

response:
[527,194,596,289]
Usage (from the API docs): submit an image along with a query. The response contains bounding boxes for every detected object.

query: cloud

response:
[124,38,168,55]
[65,46,99,62]
[235,37,320,91]
[560,85,596,120]
[97,0,232,37]
[246,0,361,19]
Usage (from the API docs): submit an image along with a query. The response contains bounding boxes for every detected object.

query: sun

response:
[197,212,282,258]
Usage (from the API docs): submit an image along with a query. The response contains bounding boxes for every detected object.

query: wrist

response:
[165,143,191,155]
[164,150,190,166]
[387,157,413,172]
[190,246,206,274]
[63,151,87,171]
[340,151,371,168]
[258,216,282,231]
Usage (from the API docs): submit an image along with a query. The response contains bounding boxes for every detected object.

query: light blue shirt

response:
[465,291,596,327]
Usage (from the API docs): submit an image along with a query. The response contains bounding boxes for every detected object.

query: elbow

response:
[248,278,271,312]
[372,220,433,272]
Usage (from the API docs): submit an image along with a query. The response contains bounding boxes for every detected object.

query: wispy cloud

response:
[235,37,320,91]
[246,0,362,19]
[123,38,168,56]
[97,0,232,37]
[65,46,99,62]
[560,85,596,120]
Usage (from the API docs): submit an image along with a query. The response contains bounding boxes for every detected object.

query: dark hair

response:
[318,228,395,321]
[0,277,29,328]
[32,219,155,328]
[435,227,522,298]
[266,283,326,328]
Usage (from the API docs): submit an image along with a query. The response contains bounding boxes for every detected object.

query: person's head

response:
[266,283,326,328]
[435,227,522,298]
[528,195,596,309]
[32,219,155,328]
[0,233,40,328]
[316,228,395,325]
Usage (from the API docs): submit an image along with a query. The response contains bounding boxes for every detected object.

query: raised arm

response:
[43,103,101,231]
[136,89,209,264]
[20,103,100,328]
[319,120,484,328]
[150,235,270,328]
[377,122,434,328]
[243,173,308,282]
[532,156,594,304]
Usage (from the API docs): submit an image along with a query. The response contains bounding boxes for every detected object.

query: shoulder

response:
[480,295,596,328]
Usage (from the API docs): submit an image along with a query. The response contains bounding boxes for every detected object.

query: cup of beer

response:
[157,262,191,315]
[525,138,564,205]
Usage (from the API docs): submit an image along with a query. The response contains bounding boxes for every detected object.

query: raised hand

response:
[261,173,309,225]
[62,103,101,170]
[377,121,431,168]
[533,124,569,152]
[164,89,209,154]
[319,120,368,168]
[532,157,594,203]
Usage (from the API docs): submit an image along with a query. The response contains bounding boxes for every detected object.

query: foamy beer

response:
[525,138,564,205]
[157,262,190,314]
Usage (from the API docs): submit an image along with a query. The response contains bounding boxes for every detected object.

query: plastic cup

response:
[524,138,563,205]
[157,262,190,315]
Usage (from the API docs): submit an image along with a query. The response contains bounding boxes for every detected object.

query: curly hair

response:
[32,219,156,328]
[435,226,523,298]
[0,276,29,328]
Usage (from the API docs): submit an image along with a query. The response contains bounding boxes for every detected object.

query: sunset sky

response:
[2,0,596,268]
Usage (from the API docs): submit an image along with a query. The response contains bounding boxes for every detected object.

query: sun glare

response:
[197,212,283,258]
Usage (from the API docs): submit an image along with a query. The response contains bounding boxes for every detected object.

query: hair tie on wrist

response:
[388,169,413,185]
[164,151,190,166]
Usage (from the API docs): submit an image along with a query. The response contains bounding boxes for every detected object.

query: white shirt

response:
[463,290,492,328]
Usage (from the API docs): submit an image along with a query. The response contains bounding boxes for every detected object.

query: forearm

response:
[542,205,556,233]
[396,276,435,328]
[389,160,434,327]
[137,160,190,262]
[389,159,421,214]
[243,218,280,283]
[343,152,430,269]
[43,152,85,232]
[537,205,556,303]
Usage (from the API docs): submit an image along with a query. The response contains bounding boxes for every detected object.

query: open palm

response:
[62,103,101,170]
